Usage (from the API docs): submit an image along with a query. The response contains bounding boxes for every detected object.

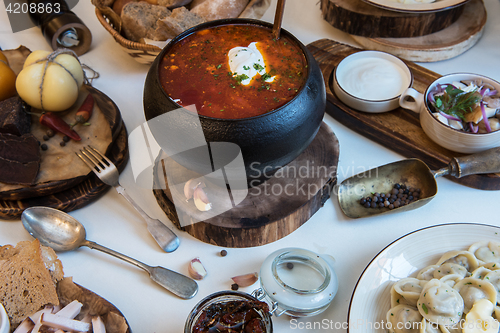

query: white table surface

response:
[1,0,500,332]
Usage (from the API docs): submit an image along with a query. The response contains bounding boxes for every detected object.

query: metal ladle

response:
[21,206,198,299]
[338,147,500,218]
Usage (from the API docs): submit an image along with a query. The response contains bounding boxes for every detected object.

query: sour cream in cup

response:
[333,51,413,113]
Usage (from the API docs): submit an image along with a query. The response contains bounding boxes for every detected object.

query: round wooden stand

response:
[320,0,464,38]
[152,122,340,248]
[351,0,486,62]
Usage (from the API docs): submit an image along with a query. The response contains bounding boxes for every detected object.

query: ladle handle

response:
[448,147,500,178]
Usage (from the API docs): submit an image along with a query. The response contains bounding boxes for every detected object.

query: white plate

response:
[362,0,470,13]
[348,223,500,333]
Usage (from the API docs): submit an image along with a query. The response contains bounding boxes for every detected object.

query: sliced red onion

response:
[469,122,479,133]
[480,101,492,132]
[438,111,461,122]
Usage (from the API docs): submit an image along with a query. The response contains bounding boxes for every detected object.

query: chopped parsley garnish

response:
[233,73,249,84]
[430,85,481,120]
[261,73,272,81]
[422,304,429,314]
[216,64,222,69]
[243,65,250,70]
[253,63,265,71]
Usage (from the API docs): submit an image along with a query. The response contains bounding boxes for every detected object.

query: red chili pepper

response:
[73,93,94,126]
[40,112,81,141]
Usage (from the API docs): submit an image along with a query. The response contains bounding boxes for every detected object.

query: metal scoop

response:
[338,147,500,218]
[21,206,198,299]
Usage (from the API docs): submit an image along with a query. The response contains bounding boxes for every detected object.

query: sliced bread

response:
[0,239,63,327]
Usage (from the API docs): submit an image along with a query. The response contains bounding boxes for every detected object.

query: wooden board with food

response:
[0,48,128,219]
[0,239,130,333]
[307,38,500,190]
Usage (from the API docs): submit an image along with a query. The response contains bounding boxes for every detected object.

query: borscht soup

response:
[158,23,308,119]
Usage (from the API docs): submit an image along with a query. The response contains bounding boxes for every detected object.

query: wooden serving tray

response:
[307,39,500,190]
[0,86,129,220]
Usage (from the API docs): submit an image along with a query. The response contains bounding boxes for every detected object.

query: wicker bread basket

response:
[94,0,271,65]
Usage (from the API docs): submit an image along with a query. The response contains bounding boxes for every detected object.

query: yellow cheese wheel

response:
[16,50,84,111]
[0,50,17,102]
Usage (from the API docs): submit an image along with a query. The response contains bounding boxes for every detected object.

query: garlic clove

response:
[231,272,258,287]
[193,186,212,211]
[188,258,207,280]
[184,178,206,200]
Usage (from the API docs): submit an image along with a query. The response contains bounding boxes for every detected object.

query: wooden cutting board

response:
[152,122,340,248]
[320,0,464,38]
[351,0,487,62]
[306,39,500,190]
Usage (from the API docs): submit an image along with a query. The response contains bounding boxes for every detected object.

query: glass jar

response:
[258,247,338,317]
[184,290,273,333]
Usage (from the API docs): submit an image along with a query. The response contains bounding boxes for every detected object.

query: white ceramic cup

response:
[399,73,500,154]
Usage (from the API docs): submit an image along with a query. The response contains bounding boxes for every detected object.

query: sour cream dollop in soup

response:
[159,24,307,119]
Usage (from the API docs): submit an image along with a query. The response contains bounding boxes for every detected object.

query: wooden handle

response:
[449,147,500,178]
[273,0,286,40]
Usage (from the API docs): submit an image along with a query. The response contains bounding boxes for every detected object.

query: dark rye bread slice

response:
[0,132,40,185]
[0,239,62,327]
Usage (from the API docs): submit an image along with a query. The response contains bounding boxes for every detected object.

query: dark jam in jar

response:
[192,299,269,333]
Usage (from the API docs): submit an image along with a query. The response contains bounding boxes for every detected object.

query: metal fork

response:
[76,145,179,252]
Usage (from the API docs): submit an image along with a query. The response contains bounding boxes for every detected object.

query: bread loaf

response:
[157,0,193,9]
[190,0,249,20]
[0,239,63,327]
[156,6,206,39]
[121,2,172,41]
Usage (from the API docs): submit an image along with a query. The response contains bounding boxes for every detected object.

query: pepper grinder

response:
[28,0,92,56]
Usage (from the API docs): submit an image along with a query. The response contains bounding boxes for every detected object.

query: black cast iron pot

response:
[144,19,325,186]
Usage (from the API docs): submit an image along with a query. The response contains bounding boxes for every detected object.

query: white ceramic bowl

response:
[333,51,413,113]
[400,73,500,154]
[0,303,9,333]
[348,223,500,333]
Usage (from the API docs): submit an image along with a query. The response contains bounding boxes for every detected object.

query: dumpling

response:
[417,279,464,325]
[462,299,498,333]
[439,324,462,333]
[434,263,469,280]
[392,278,428,307]
[437,251,479,273]
[418,265,440,281]
[421,318,443,333]
[469,241,500,265]
[440,274,465,288]
[470,267,492,280]
[483,270,500,304]
[454,277,497,314]
[387,304,423,333]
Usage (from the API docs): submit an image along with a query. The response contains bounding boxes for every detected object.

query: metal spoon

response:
[21,206,198,299]
[338,146,500,218]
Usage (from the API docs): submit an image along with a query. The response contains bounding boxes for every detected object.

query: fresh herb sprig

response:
[431,85,481,120]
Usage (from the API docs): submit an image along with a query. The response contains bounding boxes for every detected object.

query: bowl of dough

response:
[92,0,272,64]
